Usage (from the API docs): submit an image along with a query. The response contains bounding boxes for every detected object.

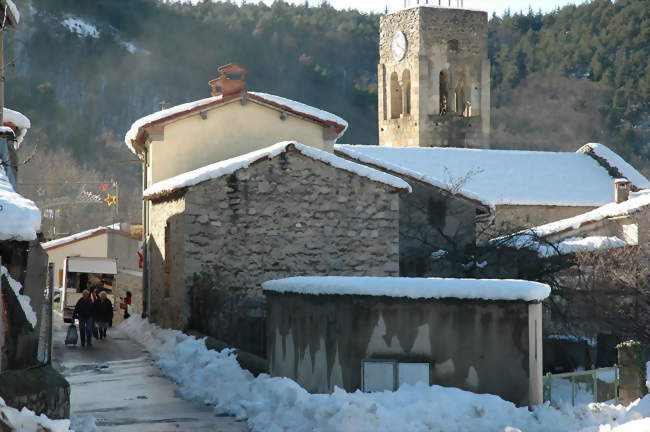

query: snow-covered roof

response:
[578,143,650,189]
[0,166,40,241]
[41,223,122,250]
[517,190,650,239]
[263,276,551,302]
[143,141,411,200]
[4,107,31,149]
[124,92,348,154]
[1,266,37,327]
[335,144,650,207]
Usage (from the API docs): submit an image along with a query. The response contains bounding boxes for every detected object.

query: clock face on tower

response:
[391,31,407,61]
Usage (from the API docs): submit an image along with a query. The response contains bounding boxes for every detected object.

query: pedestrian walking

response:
[94,291,113,340]
[121,291,133,320]
[73,290,95,347]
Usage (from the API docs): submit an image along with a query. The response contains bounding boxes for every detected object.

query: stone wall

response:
[112,270,143,326]
[399,181,477,276]
[148,196,187,331]
[0,365,70,419]
[266,291,539,406]
[151,150,402,355]
[479,204,598,240]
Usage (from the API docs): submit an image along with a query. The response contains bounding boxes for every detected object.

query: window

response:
[362,360,430,392]
[439,70,450,115]
[448,39,459,53]
[402,69,411,115]
[390,72,403,119]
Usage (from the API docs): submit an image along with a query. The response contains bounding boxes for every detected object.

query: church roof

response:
[124,92,348,155]
[143,141,411,200]
[334,144,650,208]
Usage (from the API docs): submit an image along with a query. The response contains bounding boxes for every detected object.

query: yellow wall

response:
[147,101,334,185]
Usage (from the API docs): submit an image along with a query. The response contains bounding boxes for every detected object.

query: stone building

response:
[336,143,650,240]
[143,142,409,355]
[378,6,490,149]
[264,276,549,407]
[125,65,349,319]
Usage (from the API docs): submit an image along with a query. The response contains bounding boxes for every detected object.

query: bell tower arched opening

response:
[390,72,403,119]
[402,70,411,116]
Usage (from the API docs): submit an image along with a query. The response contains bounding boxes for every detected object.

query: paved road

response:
[52,315,247,432]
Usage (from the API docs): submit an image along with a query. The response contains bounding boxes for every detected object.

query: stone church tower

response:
[378,6,491,148]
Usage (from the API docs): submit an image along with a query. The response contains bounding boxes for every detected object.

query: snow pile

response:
[335,144,639,207]
[4,107,31,148]
[143,141,411,199]
[262,276,551,302]
[0,397,70,431]
[0,166,41,241]
[580,143,650,189]
[62,17,100,39]
[121,316,650,432]
[249,92,348,138]
[1,265,37,327]
[41,222,121,250]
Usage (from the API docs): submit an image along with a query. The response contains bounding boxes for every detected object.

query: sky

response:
[188,0,590,17]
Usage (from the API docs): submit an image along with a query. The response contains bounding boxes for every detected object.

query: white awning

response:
[66,257,117,275]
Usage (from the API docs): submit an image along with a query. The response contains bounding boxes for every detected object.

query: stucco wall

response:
[148,101,333,184]
[266,291,538,406]
[399,181,477,276]
[149,150,401,355]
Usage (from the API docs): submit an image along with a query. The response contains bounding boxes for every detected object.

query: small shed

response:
[263,276,550,406]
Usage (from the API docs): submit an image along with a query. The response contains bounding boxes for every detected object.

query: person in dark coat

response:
[73,290,95,347]
[94,291,113,340]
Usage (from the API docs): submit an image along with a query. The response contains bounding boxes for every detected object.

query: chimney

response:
[615,178,632,203]
[208,64,248,97]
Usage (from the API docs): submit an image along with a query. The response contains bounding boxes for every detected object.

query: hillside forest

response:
[5,0,649,237]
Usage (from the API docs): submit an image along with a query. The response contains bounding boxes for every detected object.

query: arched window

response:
[448,40,459,53]
[390,72,403,119]
[439,70,450,116]
[402,69,411,116]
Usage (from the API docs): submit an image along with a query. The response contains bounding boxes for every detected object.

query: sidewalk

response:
[52,315,247,432]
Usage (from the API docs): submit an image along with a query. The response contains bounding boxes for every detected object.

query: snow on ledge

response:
[263,276,551,302]
[5,0,19,25]
[0,167,41,241]
[143,141,411,199]
[4,107,31,148]
[1,266,37,328]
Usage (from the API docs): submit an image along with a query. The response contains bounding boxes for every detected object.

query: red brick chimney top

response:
[209,64,248,97]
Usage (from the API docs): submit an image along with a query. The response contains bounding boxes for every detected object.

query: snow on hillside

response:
[62,17,100,39]
[122,316,650,432]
